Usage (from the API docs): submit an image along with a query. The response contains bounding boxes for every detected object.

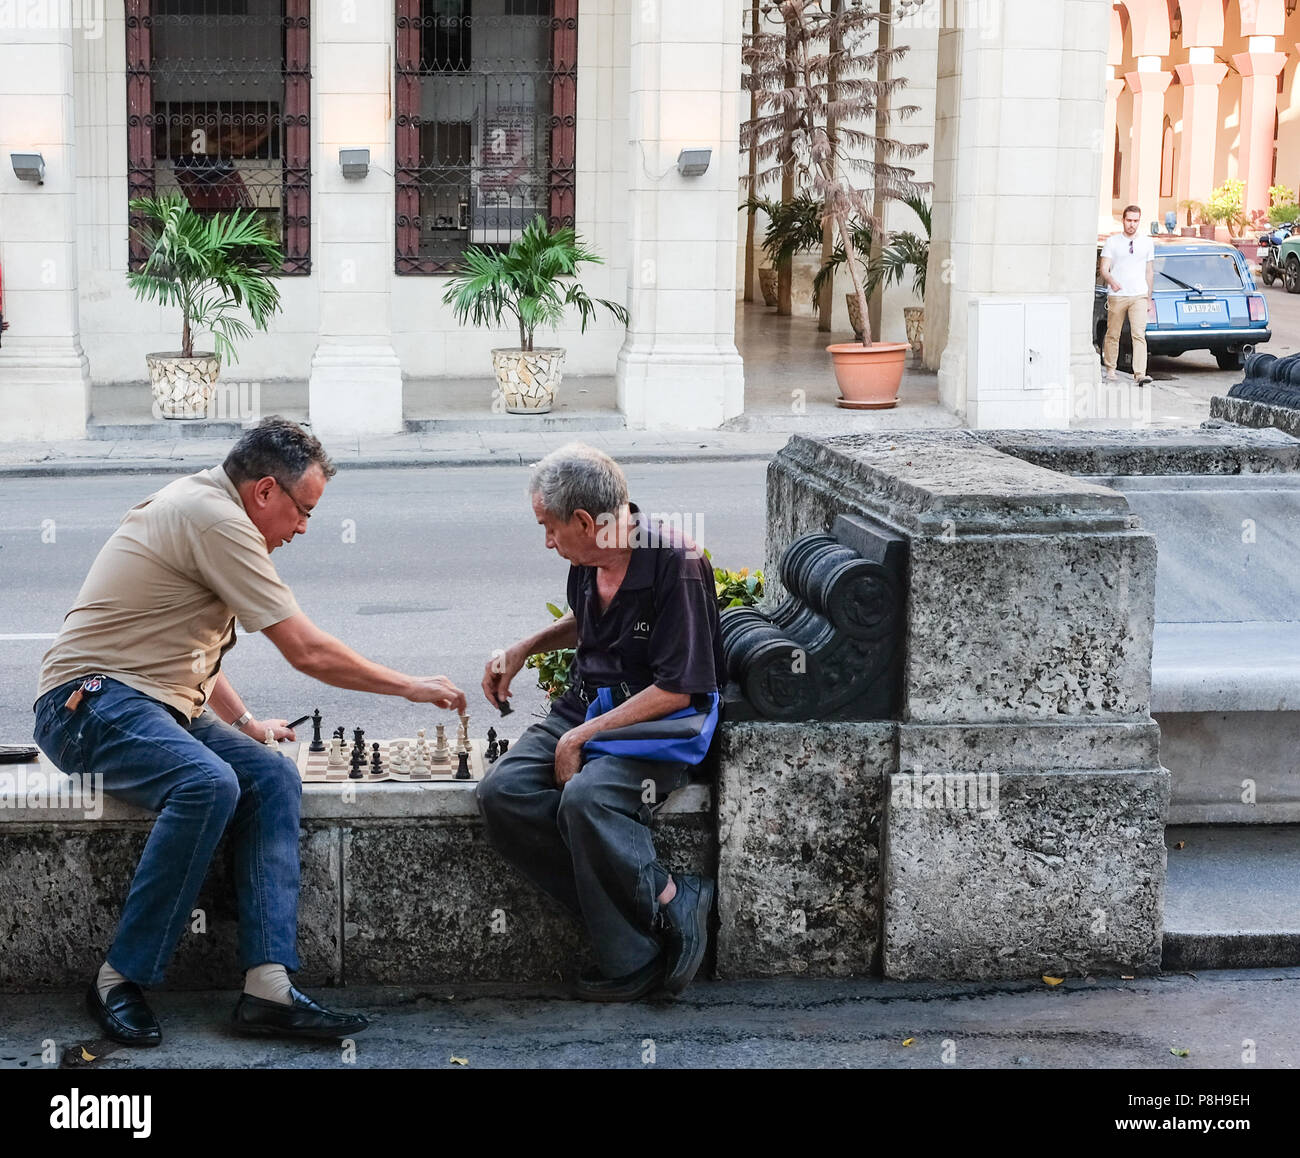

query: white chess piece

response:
[433,724,449,762]
[264,727,276,747]
[327,738,344,768]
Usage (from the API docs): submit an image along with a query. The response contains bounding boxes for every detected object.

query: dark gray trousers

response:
[475,710,691,978]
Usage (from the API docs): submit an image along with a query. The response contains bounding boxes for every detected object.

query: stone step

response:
[1162,825,1300,969]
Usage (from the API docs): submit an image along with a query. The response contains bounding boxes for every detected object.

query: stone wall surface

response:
[715,722,893,979]
[883,768,1170,980]
[1209,397,1300,442]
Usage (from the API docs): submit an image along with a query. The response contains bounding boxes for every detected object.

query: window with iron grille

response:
[395,0,577,275]
[126,0,311,274]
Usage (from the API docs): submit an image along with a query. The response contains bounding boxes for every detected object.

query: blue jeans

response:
[33,676,303,987]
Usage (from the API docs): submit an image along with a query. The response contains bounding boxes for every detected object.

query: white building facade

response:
[0,0,1113,441]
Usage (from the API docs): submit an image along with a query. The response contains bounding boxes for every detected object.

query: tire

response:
[1262,262,1278,286]
[1215,348,1245,371]
[1284,256,1300,294]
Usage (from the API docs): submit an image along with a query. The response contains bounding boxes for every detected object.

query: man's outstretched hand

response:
[405,676,467,712]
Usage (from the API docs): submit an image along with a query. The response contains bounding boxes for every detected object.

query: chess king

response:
[478,443,721,1001]
[33,417,466,1046]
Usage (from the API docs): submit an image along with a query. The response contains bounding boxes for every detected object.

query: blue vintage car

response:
[1093,238,1271,371]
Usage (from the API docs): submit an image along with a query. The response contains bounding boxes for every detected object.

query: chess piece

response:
[309,709,326,753]
[334,725,346,743]
[487,726,497,744]
[349,746,364,780]
[455,750,471,780]
[264,727,276,747]
[486,735,500,763]
[370,742,384,776]
[327,738,344,769]
[496,696,513,716]
[353,727,365,753]
[433,724,449,762]
[499,738,509,755]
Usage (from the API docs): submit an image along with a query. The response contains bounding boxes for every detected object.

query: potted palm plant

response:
[442,215,628,414]
[127,193,283,419]
[873,194,930,361]
[741,192,825,308]
[743,0,928,409]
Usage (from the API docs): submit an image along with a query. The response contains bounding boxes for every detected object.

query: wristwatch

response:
[234,710,253,729]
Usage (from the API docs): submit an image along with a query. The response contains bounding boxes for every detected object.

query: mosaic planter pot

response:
[492,347,566,414]
[759,267,779,307]
[147,352,222,419]
[903,305,925,362]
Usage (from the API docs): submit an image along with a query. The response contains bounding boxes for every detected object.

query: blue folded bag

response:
[581,686,721,766]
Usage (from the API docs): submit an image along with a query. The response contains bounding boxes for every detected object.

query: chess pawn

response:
[370,742,384,776]
[264,727,276,747]
[327,738,344,768]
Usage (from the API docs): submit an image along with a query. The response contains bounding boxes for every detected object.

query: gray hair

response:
[529,442,628,521]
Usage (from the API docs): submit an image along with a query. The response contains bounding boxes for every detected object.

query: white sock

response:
[96,961,130,1001]
[243,963,294,1005]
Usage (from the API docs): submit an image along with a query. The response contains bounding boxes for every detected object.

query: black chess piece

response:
[334,725,345,742]
[353,727,365,753]
[455,750,471,780]
[349,746,364,780]
[309,709,326,753]
[496,697,513,716]
[486,734,500,762]
[487,727,497,744]
[498,738,509,755]
[370,742,384,776]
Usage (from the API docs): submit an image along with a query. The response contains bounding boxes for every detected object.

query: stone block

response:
[882,768,1169,980]
[340,812,715,985]
[715,722,893,978]
[0,824,340,990]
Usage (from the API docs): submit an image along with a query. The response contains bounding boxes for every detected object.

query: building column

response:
[0,15,91,441]
[1174,50,1228,211]
[1124,59,1172,226]
[616,0,743,429]
[307,3,402,440]
[1233,40,1288,220]
[1099,74,1125,232]
[926,0,1110,422]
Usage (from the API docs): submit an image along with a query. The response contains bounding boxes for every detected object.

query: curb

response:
[0,447,781,479]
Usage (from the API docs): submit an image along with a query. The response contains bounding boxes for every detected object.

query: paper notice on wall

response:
[475,105,536,207]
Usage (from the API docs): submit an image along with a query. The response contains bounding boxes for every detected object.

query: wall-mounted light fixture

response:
[676,147,712,178]
[10,152,45,184]
[339,148,370,179]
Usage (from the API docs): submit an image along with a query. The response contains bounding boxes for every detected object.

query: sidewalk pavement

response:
[2,969,1297,1069]
[0,409,969,478]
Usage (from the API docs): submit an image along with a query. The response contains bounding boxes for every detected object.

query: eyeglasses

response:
[274,477,313,521]
[1129,239,1135,254]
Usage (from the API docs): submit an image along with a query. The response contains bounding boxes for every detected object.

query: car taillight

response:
[1249,294,1267,322]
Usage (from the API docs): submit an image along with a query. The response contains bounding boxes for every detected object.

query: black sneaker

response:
[655,874,715,996]
[572,955,665,1003]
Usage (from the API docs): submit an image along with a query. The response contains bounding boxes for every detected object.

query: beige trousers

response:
[1103,294,1149,376]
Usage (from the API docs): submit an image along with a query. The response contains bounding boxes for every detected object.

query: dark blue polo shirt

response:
[553,506,724,726]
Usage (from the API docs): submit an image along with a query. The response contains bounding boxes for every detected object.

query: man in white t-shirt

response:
[1099,204,1156,386]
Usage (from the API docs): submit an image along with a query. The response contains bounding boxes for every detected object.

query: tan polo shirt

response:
[37,465,301,718]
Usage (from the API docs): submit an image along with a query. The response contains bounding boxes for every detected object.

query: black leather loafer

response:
[232,985,370,1039]
[85,980,161,1047]
[573,954,665,1003]
[656,874,715,996]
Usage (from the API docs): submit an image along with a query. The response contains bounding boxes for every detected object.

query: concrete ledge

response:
[1209,395,1300,441]
[1152,623,1300,712]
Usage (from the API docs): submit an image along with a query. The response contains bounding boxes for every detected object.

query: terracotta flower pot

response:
[491,347,565,414]
[147,352,222,419]
[759,267,779,308]
[827,341,910,410]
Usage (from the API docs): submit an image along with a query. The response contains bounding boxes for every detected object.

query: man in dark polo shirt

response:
[478,443,720,1001]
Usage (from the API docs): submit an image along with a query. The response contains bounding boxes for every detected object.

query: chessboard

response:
[293,712,509,784]
[297,737,488,783]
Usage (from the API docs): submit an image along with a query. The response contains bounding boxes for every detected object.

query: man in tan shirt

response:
[34,417,465,1046]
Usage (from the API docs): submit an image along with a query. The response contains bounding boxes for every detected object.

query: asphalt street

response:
[0,461,768,743]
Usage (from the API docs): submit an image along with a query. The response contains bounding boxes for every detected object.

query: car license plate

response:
[1182,302,1221,313]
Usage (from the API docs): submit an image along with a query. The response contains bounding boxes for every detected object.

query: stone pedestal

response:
[308,344,404,440]
[761,432,1169,981]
